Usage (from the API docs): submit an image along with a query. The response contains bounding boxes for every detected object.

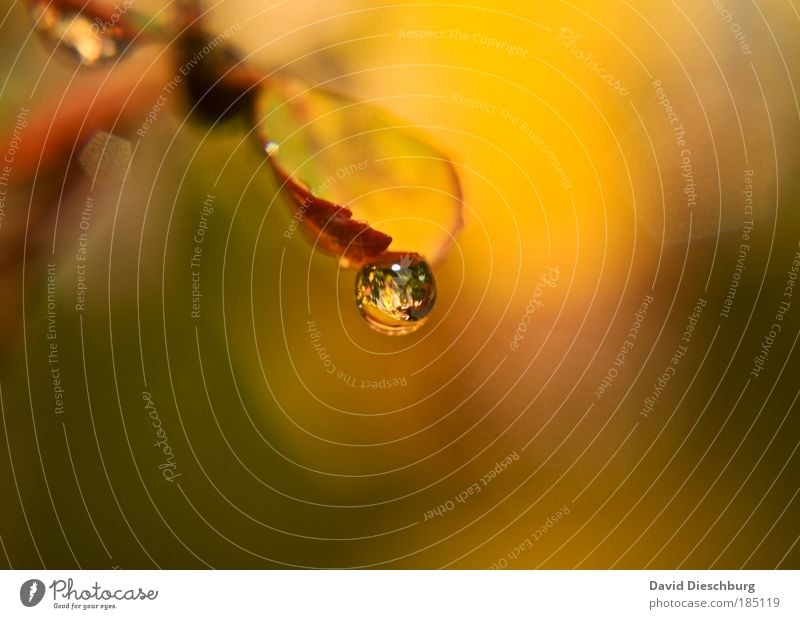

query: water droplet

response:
[28,0,132,66]
[354,254,436,335]
[265,141,280,157]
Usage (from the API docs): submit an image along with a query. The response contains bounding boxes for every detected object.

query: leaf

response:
[254,75,463,267]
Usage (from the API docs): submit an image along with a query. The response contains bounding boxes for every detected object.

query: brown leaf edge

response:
[271,165,393,267]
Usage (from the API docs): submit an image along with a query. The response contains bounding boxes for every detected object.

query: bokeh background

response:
[0,0,799,568]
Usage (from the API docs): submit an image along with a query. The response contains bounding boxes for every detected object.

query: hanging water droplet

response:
[264,141,280,157]
[28,0,132,66]
[354,254,436,335]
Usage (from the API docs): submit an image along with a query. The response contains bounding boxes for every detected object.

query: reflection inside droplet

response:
[355,254,436,335]
[29,0,131,66]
